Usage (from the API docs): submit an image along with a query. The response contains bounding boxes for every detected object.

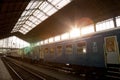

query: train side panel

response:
[86,35,105,67]
[64,40,76,64]
[41,29,120,68]
[53,42,67,63]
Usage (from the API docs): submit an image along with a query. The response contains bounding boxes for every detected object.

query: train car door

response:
[104,36,120,64]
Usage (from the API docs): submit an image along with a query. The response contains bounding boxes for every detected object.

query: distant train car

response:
[22,46,40,62]
[6,49,21,57]
[40,28,120,74]
[32,46,40,61]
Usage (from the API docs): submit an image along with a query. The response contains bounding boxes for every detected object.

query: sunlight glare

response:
[61,33,69,40]
[81,25,94,35]
[70,28,80,38]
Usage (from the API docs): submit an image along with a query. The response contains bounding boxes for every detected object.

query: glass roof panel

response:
[24,30,29,33]
[31,24,36,28]
[30,1,40,9]
[25,21,36,28]
[44,4,53,13]
[23,24,31,29]
[19,29,24,33]
[21,27,27,30]
[47,7,57,15]
[48,0,53,2]
[49,0,61,5]
[14,26,19,30]
[25,26,32,30]
[26,21,33,26]
[33,10,40,16]
[11,29,17,33]
[26,27,32,31]
[39,1,48,10]
[17,21,22,25]
[25,10,32,16]
[40,15,48,21]
[18,20,24,24]
[36,12,44,19]
[30,19,38,24]
[32,19,41,25]
[56,0,71,9]
[20,27,27,32]
[29,16,37,21]
[11,0,72,34]
[20,29,30,34]
[0,35,30,48]
[21,11,27,17]
[18,18,22,22]
[26,0,34,10]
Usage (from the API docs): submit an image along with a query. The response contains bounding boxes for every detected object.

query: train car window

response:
[50,47,55,54]
[65,44,73,54]
[44,48,49,54]
[92,42,98,53]
[56,46,62,55]
[77,41,87,54]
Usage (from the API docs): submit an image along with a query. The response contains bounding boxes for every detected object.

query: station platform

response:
[0,57,12,80]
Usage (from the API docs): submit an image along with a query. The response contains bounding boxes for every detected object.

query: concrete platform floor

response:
[0,57,12,80]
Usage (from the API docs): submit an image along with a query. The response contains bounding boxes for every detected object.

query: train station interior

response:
[0,0,120,80]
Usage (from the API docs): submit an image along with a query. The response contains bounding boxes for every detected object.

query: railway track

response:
[2,57,57,80]
[3,57,108,80]
[34,62,107,80]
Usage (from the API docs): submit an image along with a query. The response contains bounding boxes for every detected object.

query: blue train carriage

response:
[42,40,74,63]
[74,34,105,74]
[58,35,106,74]
[41,28,120,75]
[74,28,120,74]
